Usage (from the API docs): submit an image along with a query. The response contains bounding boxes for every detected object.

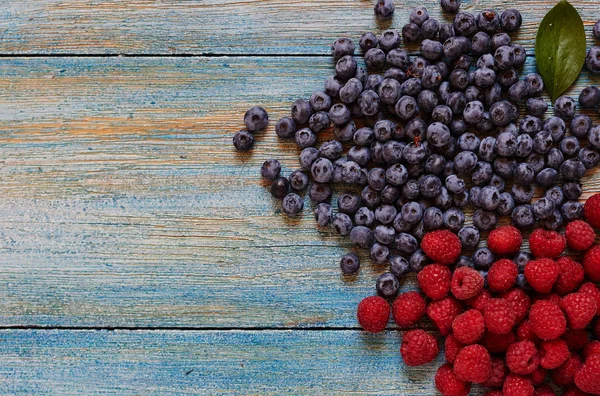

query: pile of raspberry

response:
[357,193,600,395]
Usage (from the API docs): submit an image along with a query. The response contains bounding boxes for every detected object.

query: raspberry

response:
[551,353,583,387]
[517,321,540,344]
[533,384,554,396]
[444,334,464,364]
[583,245,600,282]
[503,374,534,396]
[562,329,590,351]
[400,329,439,366]
[529,229,566,258]
[560,292,597,329]
[484,298,516,335]
[452,309,485,344]
[421,230,462,265]
[481,330,517,354]
[529,300,567,340]
[524,258,560,294]
[530,367,547,386]
[533,293,562,305]
[466,289,492,312]
[417,264,452,300]
[427,297,463,336]
[555,257,585,295]
[579,282,600,309]
[482,357,507,389]
[564,387,589,396]
[583,340,600,360]
[575,354,600,395]
[357,296,390,332]
[453,344,491,383]
[488,225,523,255]
[506,340,540,375]
[584,192,600,228]
[565,220,596,251]
[392,291,426,327]
[435,363,471,396]
[501,288,531,323]
[451,266,484,300]
[540,339,570,369]
[488,259,518,292]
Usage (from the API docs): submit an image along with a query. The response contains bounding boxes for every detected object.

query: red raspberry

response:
[575,354,600,395]
[465,289,492,312]
[529,300,567,340]
[421,230,462,265]
[451,266,484,300]
[483,357,507,389]
[529,229,566,258]
[435,363,471,396]
[583,340,600,360]
[481,330,517,354]
[417,264,451,300]
[484,298,516,335]
[560,292,598,329]
[583,245,600,282]
[400,329,439,366]
[392,291,426,328]
[579,282,600,309]
[530,367,547,386]
[488,225,523,255]
[533,384,554,396]
[453,344,491,383]
[552,353,583,387]
[565,220,596,251]
[562,329,590,351]
[506,341,540,375]
[517,321,540,344]
[532,293,562,305]
[584,193,600,228]
[488,259,518,292]
[444,334,464,364]
[524,258,560,294]
[540,339,570,369]
[452,309,485,345]
[502,288,531,324]
[555,257,585,295]
[357,296,390,333]
[427,297,463,336]
[503,374,534,396]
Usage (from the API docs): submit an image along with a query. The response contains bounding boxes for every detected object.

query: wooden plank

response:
[0,1,599,55]
[0,329,485,395]
[0,55,598,328]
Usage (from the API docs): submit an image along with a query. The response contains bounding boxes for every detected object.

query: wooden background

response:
[0,0,598,394]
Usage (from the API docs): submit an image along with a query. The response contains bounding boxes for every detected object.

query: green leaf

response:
[535,0,586,102]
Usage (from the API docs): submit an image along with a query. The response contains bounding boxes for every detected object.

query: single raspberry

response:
[417,264,452,300]
[562,329,590,351]
[452,309,485,344]
[555,257,586,295]
[488,259,519,292]
[584,192,600,228]
[451,266,484,300]
[529,229,566,258]
[540,339,570,369]
[400,329,439,366]
[488,225,523,255]
[564,387,590,396]
[444,334,464,364]
[465,289,492,312]
[435,363,471,396]
[530,367,547,386]
[552,353,583,387]
[427,297,463,336]
[501,288,531,324]
[481,330,517,354]
[575,354,600,395]
[484,298,516,335]
[482,357,507,389]
[506,341,540,375]
[583,245,600,282]
[529,300,567,340]
[503,374,534,396]
[560,292,598,329]
[453,344,491,383]
[533,384,554,396]
[357,296,390,333]
[524,258,560,294]
[392,291,426,328]
[579,282,600,310]
[565,220,596,251]
[583,340,600,360]
[421,230,462,265]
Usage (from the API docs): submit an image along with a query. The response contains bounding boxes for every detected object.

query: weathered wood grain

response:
[0,0,599,55]
[0,329,489,395]
[0,55,599,328]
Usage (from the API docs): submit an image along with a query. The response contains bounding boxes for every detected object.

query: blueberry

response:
[454,12,477,35]
[444,175,465,194]
[514,162,535,186]
[353,67,367,85]
[471,32,492,56]
[421,18,440,39]
[291,99,313,125]
[232,130,254,151]
[442,208,464,232]
[589,125,600,149]
[560,158,586,181]
[420,206,441,230]
[439,23,456,42]
[269,176,290,200]
[524,73,544,96]
[395,233,418,255]
[374,225,396,246]
[365,48,386,70]
[244,106,269,132]
[559,136,580,157]
[376,271,400,299]
[440,0,461,13]
[489,101,516,127]
[513,252,532,273]
[536,168,559,187]
[377,78,401,106]
[361,186,381,209]
[453,190,469,208]
[546,148,565,170]
[544,116,566,141]
[544,186,564,207]
[420,41,443,64]
[364,75,384,93]
[585,46,600,74]
[422,65,443,90]
[455,226,478,250]
[561,200,584,221]
[473,247,495,269]
[579,86,600,109]
[308,111,330,133]
[446,92,467,115]
[313,203,333,226]
[527,153,546,173]
[331,37,355,60]
[516,273,531,290]
[453,151,478,174]
[390,256,409,277]
[340,253,360,274]
[518,116,541,135]
[484,83,503,107]
[479,186,500,211]
[471,161,492,186]
[532,130,553,154]
[463,100,485,124]
[424,154,445,175]
[495,132,517,157]
[493,157,516,179]
[295,128,316,149]
[374,0,395,19]
[512,184,534,204]
[455,134,478,154]
[380,164,408,188]
[453,54,472,71]
[532,197,555,220]
[337,193,361,215]
[379,29,401,52]
[497,192,515,216]
[497,68,519,89]
[570,115,592,139]
[381,185,400,204]
[409,250,430,272]
[515,134,533,158]
[260,159,281,181]
[410,6,429,26]
[543,210,564,230]
[347,146,371,166]
[554,95,576,119]
[402,179,421,200]
[274,117,296,139]
[401,78,423,97]
[443,36,469,60]
[526,98,548,117]
[402,23,422,43]
[494,45,514,70]
[289,170,309,191]
[309,183,332,203]
[401,201,422,224]
[374,205,396,225]
[371,243,391,265]
[500,9,522,32]
[359,32,379,52]
[431,105,453,126]
[339,79,363,105]
[332,213,353,235]
[512,204,535,228]
[309,158,332,183]
[477,137,496,163]
[476,9,500,33]
[282,193,304,217]
[419,175,442,199]
[477,53,496,70]
[329,104,351,127]
[335,55,357,80]
[579,147,600,169]
[449,118,467,136]
[355,207,375,227]
[456,256,474,268]
[350,225,375,248]
[393,212,412,233]
[474,67,496,88]
[491,32,511,50]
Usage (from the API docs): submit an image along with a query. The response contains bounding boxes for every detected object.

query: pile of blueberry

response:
[233,1,600,294]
